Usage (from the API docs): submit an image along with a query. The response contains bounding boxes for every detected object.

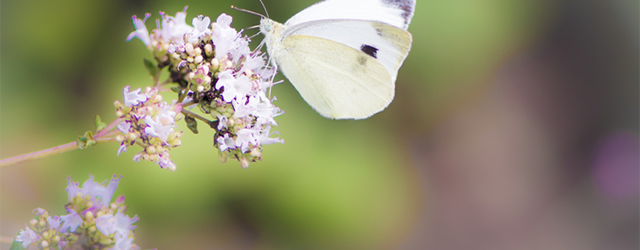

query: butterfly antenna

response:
[231,5,266,19]
[245,24,261,30]
[258,0,269,18]
[248,31,262,40]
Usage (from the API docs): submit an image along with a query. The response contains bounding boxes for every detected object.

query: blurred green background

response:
[1,0,638,249]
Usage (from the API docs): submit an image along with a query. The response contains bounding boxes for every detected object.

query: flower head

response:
[47,216,62,230]
[126,14,152,47]
[123,86,149,107]
[127,8,284,168]
[14,176,142,250]
[67,174,121,208]
[59,208,82,233]
[15,226,39,248]
[115,86,183,171]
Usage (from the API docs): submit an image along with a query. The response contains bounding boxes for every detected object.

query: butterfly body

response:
[260,0,415,119]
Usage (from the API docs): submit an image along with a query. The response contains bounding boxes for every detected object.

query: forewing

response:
[274,35,394,119]
[283,20,412,83]
[284,0,416,30]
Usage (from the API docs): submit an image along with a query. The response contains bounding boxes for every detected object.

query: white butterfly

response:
[258,0,415,119]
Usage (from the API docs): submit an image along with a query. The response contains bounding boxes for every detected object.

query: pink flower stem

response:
[95,117,123,138]
[0,118,123,168]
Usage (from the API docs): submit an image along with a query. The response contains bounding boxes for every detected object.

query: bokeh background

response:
[1,0,638,249]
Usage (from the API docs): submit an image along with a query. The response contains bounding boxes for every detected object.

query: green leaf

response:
[9,236,26,250]
[143,58,159,82]
[171,86,181,93]
[95,115,107,132]
[185,115,199,134]
[77,131,96,149]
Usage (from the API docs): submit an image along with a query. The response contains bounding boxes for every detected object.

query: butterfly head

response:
[259,18,275,34]
[260,18,285,41]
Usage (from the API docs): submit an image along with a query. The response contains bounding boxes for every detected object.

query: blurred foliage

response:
[1,0,555,249]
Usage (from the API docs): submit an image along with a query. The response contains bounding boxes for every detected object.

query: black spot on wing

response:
[357,56,368,66]
[360,44,379,58]
[381,0,416,27]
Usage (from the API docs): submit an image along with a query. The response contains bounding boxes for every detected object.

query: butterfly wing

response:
[282,19,412,83]
[273,30,395,119]
[284,0,416,30]
[262,0,415,119]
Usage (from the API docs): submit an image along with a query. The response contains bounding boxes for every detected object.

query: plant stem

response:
[0,118,123,168]
[182,109,218,129]
[96,117,123,138]
[0,138,116,168]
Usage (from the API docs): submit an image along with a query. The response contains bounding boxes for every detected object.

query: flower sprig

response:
[12,175,142,250]
[114,86,183,171]
[0,8,283,171]
[124,7,284,169]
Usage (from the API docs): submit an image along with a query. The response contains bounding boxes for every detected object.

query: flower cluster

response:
[125,7,283,169]
[14,175,141,250]
[115,86,183,171]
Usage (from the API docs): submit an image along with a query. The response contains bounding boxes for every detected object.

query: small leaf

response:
[171,86,181,93]
[95,115,107,132]
[185,115,199,134]
[77,131,96,149]
[9,236,26,250]
[143,58,159,82]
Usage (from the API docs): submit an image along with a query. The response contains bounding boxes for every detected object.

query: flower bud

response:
[116,135,125,142]
[128,132,138,141]
[150,154,160,163]
[240,156,250,169]
[204,44,213,56]
[147,146,157,154]
[116,195,126,205]
[211,58,219,68]
[41,240,49,248]
[185,43,194,55]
